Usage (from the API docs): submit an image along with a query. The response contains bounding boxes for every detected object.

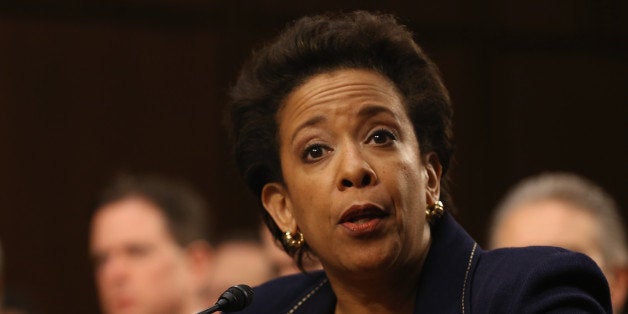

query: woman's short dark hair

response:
[227,11,454,268]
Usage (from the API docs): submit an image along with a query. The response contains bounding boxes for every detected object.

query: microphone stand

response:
[197,303,222,314]
[196,284,253,314]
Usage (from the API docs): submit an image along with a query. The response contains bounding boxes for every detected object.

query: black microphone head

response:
[216,284,254,312]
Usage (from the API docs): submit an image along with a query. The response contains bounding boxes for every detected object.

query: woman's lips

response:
[338,204,389,236]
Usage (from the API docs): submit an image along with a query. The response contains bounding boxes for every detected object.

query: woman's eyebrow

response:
[358,105,395,119]
[291,115,326,142]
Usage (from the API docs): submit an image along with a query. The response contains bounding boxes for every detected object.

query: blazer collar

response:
[414,211,479,313]
[291,212,479,313]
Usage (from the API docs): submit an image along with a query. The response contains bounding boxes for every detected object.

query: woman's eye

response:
[368,129,397,145]
[302,144,329,162]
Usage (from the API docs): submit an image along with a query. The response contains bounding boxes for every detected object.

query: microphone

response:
[197,284,254,313]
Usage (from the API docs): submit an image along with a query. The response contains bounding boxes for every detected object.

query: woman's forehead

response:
[277,68,403,122]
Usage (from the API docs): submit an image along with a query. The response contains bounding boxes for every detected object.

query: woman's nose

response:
[336,144,377,190]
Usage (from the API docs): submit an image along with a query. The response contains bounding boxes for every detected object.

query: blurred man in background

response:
[490,172,628,313]
[205,224,323,307]
[89,174,214,314]
[205,231,274,304]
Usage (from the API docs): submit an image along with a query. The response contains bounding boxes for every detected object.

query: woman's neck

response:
[329,262,422,314]
[326,243,430,314]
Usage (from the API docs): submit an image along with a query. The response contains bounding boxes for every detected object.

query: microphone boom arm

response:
[197,284,254,314]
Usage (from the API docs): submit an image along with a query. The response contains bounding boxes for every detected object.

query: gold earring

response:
[426,200,444,224]
[283,231,304,249]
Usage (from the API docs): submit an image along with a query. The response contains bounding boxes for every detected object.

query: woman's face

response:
[262,68,441,275]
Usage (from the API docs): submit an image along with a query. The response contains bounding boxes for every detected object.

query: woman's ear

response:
[261,182,297,233]
[424,152,442,204]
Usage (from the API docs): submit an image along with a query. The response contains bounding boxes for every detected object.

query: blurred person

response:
[490,172,628,313]
[207,225,321,307]
[89,174,214,314]
[205,232,274,305]
[226,11,611,313]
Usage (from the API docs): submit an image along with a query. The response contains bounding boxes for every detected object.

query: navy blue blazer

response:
[237,213,611,313]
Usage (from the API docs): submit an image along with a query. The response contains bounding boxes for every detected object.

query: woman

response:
[226,11,611,313]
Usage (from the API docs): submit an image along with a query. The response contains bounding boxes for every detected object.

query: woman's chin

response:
[332,243,401,274]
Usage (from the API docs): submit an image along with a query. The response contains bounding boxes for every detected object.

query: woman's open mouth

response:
[338,204,390,236]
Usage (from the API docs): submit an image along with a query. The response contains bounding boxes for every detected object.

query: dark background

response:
[0,1,625,313]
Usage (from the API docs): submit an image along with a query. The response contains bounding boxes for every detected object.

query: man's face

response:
[492,199,605,270]
[90,197,194,314]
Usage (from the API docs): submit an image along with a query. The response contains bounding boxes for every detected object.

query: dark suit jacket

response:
[236,212,611,313]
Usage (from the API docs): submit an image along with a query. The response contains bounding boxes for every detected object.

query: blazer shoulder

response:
[471,246,611,313]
